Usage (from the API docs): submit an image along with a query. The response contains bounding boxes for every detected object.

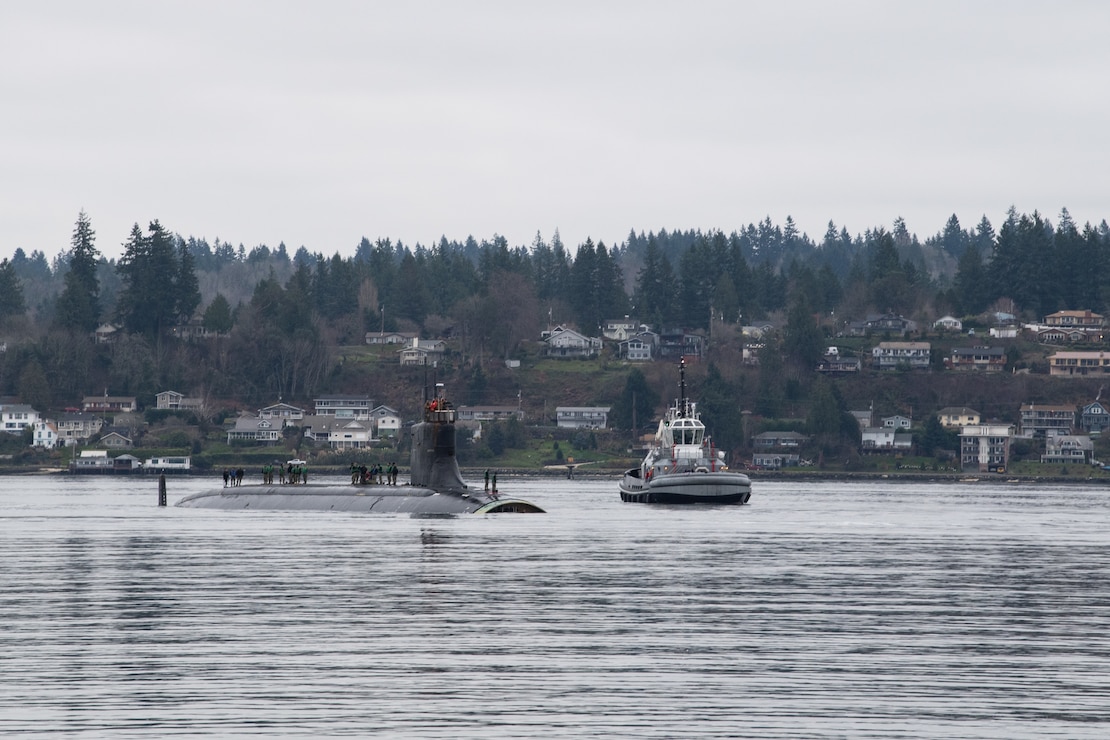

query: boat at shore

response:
[619,358,751,505]
[177,383,544,515]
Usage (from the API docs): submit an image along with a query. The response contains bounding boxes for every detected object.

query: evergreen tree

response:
[55,210,101,332]
[0,258,26,324]
[806,379,843,447]
[868,230,910,312]
[594,241,629,322]
[569,239,599,330]
[678,236,715,328]
[393,251,431,325]
[634,235,678,328]
[115,221,181,336]
[940,214,969,257]
[203,293,234,333]
[176,240,201,323]
[783,293,824,368]
[952,244,987,315]
[609,368,659,431]
[697,362,744,452]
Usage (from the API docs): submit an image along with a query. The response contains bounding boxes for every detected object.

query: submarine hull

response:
[175,484,544,514]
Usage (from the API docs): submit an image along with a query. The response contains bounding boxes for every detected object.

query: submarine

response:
[176,384,544,514]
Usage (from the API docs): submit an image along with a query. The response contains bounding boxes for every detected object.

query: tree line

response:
[2,207,1110,426]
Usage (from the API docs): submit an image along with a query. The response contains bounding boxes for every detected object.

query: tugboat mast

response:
[678,357,690,418]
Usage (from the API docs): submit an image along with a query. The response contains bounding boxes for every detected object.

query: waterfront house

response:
[313,395,373,420]
[260,402,305,427]
[1041,435,1094,465]
[1020,404,1075,437]
[56,412,104,446]
[370,405,402,437]
[1079,401,1110,434]
[226,414,282,445]
[960,424,1013,472]
[752,453,800,469]
[753,431,809,449]
[299,415,373,449]
[861,427,912,451]
[32,420,59,448]
[1,403,40,434]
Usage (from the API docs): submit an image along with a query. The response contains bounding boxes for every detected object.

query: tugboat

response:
[177,382,544,514]
[619,358,751,505]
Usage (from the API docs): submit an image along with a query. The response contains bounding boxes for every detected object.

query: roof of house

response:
[937,406,980,416]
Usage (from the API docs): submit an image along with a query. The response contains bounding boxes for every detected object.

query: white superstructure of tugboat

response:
[619,358,751,505]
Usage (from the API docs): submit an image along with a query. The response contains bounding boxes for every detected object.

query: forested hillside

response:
[2,207,1109,435]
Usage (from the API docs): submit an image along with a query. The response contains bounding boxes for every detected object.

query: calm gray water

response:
[1,474,1108,738]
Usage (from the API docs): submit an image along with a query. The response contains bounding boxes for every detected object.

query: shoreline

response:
[2,465,1107,486]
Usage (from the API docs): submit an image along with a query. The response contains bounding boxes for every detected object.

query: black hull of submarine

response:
[176,396,543,514]
[175,484,543,514]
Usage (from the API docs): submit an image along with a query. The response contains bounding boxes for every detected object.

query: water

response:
[2,474,1109,738]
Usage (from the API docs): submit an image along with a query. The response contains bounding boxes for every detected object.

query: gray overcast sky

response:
[3,1,1109,260]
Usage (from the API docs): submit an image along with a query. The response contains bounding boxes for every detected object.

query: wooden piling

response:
[158,474,167,506]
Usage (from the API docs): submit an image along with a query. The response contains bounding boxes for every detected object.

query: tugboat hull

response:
[619,469,751,505]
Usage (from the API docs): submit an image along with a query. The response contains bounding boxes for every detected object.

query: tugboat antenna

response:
[679,357,688,418]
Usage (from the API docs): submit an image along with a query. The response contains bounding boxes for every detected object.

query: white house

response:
[227,415,282,444]
[933,315,963,332]
[398,338,447,366]
[365,331,417,345]
[937,407,981,429]
[872,342,931,370]
[82,395,137,414]
[457,406,524,422]
[861,427,912,450]
[145,455,191,471]
[313,395,372,420]
[1,403,40,435]
[543,326,602,359]
[602,317,641,342]
[619,331,657,361]
[260,402,305,427]
[960,424,1013,472]
[73,450,111,470]
[556,406,610,429]
[300,415,373,449]
[32,420,59,448]
[1041,435,1094,465]
[370,404,402,438]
